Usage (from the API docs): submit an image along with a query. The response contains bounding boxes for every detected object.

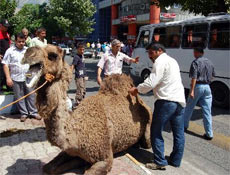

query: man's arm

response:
[3,64,13,87]
[189,78,197,99]
[97,67,103,85]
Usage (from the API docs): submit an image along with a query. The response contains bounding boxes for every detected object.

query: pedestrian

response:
[71,43,87,107]
[21,28,32,47]
[97,39,139,85]
[129,42,186,170]
[184,47,215,140]
[2,32,41,122]
[30,27,47,47]
[0,19,11,92]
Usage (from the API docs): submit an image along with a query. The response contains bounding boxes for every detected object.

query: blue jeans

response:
[184,84,213,138]
[151,100,185,167]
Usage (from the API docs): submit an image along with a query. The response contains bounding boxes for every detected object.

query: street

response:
[0,55,229,175]
[67,55,230,175]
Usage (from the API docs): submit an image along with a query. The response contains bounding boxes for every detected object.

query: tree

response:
[158,0,230,16]
[0,0,17,20]
[48,0,96,37]
[0,0,17,35]
[12,4,42,35]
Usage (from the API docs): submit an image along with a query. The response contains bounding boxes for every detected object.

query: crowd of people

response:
[0,18,215,171]
[0,19,47,122]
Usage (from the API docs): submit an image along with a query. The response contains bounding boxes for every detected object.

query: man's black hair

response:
[146,42,166,52]
[76,42,85,49]
[194,47,204,54]
[36,27,46,34]
[15,32,25,41]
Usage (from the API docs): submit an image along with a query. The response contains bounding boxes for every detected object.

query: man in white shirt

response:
[97,39,139,85]
[129,43,185,170]
[2,32,41,122]
[30,27,47,47]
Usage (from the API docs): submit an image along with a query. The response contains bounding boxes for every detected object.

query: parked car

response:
[83,48,94,58]
[58,43,71,55]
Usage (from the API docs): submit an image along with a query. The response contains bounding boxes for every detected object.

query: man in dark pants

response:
[184,47,215,140]
[0,19,11,92]
[129,43,186,170]
[2,33,41,122]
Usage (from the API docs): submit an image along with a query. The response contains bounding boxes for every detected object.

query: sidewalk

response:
[0,114,147,175]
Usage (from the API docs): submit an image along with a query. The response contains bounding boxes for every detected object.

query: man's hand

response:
[189,90,195,99]
[6,78,13,87]
[134,56,139,63]
[97,76,102,86]
[128,87,138,96]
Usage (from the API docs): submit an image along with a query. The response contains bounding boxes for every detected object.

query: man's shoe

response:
[184,127,188,132]
[32,114,42,120]
[146,163,166,170]
[203,134,213,140]
[20,115,27,122]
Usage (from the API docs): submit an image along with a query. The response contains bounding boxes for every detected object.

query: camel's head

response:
[100,74,135,96]
[22,44,69,88]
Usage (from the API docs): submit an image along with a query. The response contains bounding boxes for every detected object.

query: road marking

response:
[188,122,230,151]
[183,160,208,175]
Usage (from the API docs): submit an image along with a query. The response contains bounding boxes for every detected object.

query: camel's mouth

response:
[25,63,43,88]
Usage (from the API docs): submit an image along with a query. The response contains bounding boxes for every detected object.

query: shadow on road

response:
[0,127,46,147]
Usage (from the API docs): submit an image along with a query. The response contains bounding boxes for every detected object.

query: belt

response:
[196,81,209,84]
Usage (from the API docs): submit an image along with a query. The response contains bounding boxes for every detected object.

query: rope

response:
[0,73,55,112]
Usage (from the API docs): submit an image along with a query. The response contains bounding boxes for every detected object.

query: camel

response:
[21,44,152,175]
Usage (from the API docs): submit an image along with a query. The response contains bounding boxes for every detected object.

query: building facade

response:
[88,0,199,43]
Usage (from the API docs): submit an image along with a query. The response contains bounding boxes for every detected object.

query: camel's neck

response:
[37,79,72,149]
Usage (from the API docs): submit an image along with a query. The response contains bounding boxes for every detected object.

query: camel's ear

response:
[48,52,58,61]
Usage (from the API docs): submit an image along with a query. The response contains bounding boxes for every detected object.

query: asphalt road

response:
[65,55,230,175]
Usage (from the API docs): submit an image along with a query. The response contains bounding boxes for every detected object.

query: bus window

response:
[182,23,208,49]
[165,25,182,48]
[153,26,182,48]
[137,30,150,48]
[153,27,166,44]
[209,22,230,49]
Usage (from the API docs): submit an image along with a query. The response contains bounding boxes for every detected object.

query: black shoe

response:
[203,134,213,140]
[184,127,188,133]
[20,115,27,122]
[146,163,166,170]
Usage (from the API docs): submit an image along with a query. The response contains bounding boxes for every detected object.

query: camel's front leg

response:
[84,150,113,175]
[84,119,114,175]
[43,151,87,174]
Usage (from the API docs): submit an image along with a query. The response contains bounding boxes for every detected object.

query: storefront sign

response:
[160,13,176,19]
[120,15,137,23]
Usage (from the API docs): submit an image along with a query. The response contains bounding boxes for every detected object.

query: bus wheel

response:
[210,82,229,108]
[141,69,151,82]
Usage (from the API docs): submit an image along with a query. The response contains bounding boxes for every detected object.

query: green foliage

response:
[49,0,96,37]
[159,0,230,16]
[0,0,17,19]
[13,4,42,34]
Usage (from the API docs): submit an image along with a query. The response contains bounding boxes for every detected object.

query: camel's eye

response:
[48,52,58,61]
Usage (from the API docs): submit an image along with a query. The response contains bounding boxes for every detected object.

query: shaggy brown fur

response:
[22,44,152,175]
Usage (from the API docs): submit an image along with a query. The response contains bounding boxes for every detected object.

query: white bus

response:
[130,13,230,107]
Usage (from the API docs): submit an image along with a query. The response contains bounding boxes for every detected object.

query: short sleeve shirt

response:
[72,54,86,78]
[97,51,132,75]
[189,56,215,84]
[2,45,29,82]
[30,37,47,47]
